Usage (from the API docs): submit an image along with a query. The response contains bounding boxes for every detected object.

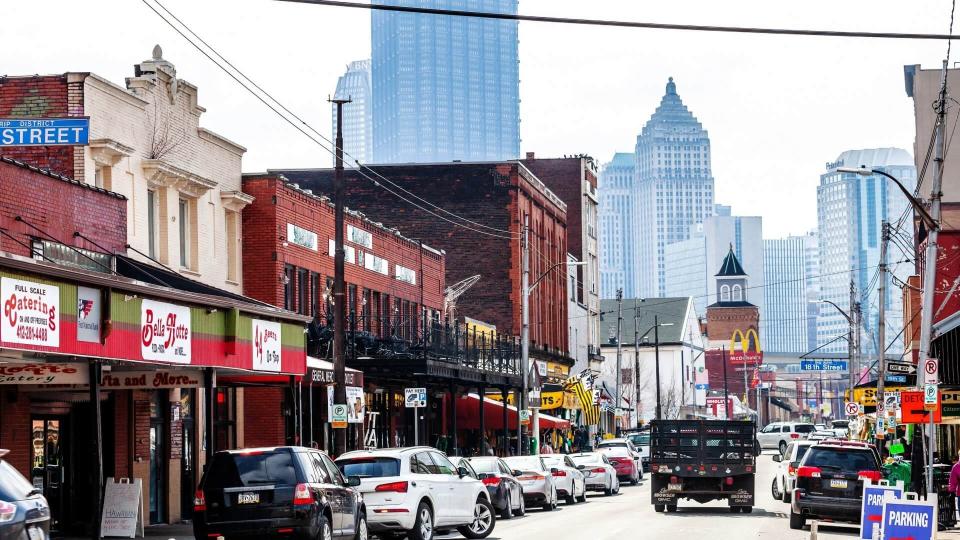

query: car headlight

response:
[0,501,17,523]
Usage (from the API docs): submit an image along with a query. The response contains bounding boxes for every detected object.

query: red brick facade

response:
[275,163,570,359]
[242,387,286,448]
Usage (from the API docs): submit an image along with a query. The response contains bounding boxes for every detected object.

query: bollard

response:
[809,520,818,540]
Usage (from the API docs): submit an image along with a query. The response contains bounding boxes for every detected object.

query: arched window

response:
[732,284,743,302]
[720,284,730,302]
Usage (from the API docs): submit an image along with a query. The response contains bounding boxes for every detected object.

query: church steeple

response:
[711,245,752,306]
[716,244,747,277]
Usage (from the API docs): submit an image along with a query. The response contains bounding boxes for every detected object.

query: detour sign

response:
[899,391,941,423]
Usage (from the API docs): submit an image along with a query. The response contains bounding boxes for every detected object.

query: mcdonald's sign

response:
[728,328,763,366]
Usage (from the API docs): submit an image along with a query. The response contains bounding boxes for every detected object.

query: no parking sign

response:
[859,480,903,540]
[880,494,937,540]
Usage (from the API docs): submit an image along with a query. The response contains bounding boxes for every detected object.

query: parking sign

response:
[405,387,427,408]
[880,497,936,540]
[923,358,939,385]
[859,480,903,540]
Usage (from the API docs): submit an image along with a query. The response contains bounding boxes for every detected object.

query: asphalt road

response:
[437,451,863,540]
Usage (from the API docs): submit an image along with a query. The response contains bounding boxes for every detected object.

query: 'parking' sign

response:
[881,496,936,540]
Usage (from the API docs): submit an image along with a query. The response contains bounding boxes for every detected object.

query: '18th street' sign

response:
[0,118,89,146]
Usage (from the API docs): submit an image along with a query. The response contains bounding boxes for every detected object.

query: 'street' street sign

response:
[800,360,848,372]
[0,118,89,146]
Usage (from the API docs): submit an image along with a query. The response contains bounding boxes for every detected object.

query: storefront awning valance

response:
[456,393,570,430]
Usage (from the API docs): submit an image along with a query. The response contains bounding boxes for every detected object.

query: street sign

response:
[923,358,939,385]
[0,118,90,147]
[901,390,942,423]
[924,383,938,410]
[331,403,348,429]
[845,401,861,416]
[405,387,427,408]
[885,374,908,383]
[695,383,709,390]
[880,496,936,540]
[887,361,917,374]
[519,409,531,425]
[883,391,900,411]
[800,359,848,372]
[859,480,903,540]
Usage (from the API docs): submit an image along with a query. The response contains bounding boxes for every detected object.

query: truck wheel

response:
[740,506,753,514]
[654,504,665,513]
[789,509,805,530]
[666,505,677,512]
[783,489,792,504]
[729,506,740,513]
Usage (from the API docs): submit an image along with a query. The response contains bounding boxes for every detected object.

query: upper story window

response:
[732,284,743,302]
[720,284,730,302]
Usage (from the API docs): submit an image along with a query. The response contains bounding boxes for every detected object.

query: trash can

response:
[929,464,957,529]
[883,460,913,492]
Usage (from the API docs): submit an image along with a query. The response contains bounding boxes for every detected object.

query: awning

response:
[456,393,570,430]
[218,357,363,386]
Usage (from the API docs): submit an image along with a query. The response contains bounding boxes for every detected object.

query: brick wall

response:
[114,390,131,478]
[0,75,81,178]
[521,157,585,256]
[275,163,569,355]
[705,306,760,343]
[242,387,285,448]
[0,158,127,257]
[0,388,31,476]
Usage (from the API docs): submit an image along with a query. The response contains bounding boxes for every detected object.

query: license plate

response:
[829,479,848,489]
[667,483,682,492]
[237,492,260,504]
[27,526,44,540]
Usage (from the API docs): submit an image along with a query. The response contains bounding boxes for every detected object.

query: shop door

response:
[31,417,66,532]
[179,390,196,519]
[149,392,166,524]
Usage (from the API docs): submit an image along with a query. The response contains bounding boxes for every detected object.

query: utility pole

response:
[330,96,351,456]
[654,315,662,420]
[519,215,530,456]
[721,346,729,420]
[849,280,857,394]
[918,59,948,491]
[634,299,641,428]
[615,289,623,436]
[876,220,888,444]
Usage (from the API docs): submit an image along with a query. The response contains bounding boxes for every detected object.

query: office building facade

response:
[371,0,520,163]
[599,152,639,299]
[763,235,810,353]
[331,59,373,165]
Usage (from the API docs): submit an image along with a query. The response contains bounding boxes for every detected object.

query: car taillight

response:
[787,465,797,476]
[670,476,678,484]
[0,501,15,523]
[193,488,206,512]
[858,471,882,483]
[374,481,409,493]
[518,475,544,481]
[725,477,734,486]
[293,483,313,505]
[590,468,606,474]
[481,477,501,486]
[790,433,800,439]
[552,470,567,477]
[797,466,821,478]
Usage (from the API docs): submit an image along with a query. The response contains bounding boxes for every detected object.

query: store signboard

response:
[76,286,102,343]
[0,277,60,348]
[100,370,202,390]
[0,363,87,385]
[140,300,191,363]
[252,319,282,372]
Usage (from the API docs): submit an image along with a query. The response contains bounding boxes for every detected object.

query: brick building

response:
[272,161,572,365]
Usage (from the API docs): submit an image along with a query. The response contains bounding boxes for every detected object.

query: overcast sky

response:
[4,0,951,237]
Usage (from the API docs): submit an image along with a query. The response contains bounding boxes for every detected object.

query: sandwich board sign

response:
[101,477,144,538]
[859,479,903,539]
[880,492,937,540]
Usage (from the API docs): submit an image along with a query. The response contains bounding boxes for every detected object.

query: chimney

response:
[525,152,535,160]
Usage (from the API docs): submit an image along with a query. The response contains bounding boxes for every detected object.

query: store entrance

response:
[30,416,66,533]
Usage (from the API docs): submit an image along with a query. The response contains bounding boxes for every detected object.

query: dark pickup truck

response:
[649,419,757,513]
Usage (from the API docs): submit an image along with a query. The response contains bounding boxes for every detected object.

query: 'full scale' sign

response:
[0,118,89,146]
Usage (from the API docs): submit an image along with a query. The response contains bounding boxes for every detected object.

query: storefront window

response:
[214,388,236,451]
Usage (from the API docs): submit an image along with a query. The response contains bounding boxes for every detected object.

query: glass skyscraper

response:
[599,152,639,299]
[635,78,715,297]
[816,148,916,356]
[763,234,814,353]
[370,0,520,163]
[331,59,373,165]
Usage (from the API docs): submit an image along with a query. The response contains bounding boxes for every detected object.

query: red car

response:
[597,446,640,485]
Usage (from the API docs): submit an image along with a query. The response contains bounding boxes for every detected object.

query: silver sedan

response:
[569,452,620,496]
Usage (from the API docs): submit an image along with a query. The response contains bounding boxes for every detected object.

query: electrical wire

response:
[275,0,960,41]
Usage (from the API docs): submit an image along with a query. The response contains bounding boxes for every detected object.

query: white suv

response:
[757,422,816,454]
[336,447,495,540]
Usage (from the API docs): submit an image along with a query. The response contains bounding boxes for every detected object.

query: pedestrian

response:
[948,449,960,516]
[482,435,494,456]
[541,438,554,454]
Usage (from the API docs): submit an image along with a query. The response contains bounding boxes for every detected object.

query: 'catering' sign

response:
[252,319,282,372]
[140,300,191,364]
[1,277,60,348]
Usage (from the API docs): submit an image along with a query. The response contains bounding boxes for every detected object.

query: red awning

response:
[456,393,570,431]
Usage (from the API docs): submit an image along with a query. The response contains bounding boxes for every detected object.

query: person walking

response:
[949,449,960,521]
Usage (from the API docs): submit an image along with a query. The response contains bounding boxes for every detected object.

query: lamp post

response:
[638,319,674,420]
[523,256,587,455]
[811,294,859,400]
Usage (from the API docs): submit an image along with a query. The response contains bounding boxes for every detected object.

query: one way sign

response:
[887,362,917,374]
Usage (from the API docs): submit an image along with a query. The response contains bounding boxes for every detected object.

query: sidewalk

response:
[59,523,194,540]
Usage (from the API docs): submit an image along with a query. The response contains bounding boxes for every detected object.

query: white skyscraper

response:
[816,148,916,356]
[331,60,373,164]
[599,152,639,299]
[636,78,715,297]
[763,235,811,353]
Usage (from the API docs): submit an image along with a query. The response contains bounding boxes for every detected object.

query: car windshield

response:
[803,448,878,471]
[539,455,564,467]
[597,441,627,448]
[336,457,401,478]
[0,459,35,501]
[831,420,850,428]
[466,458,500,474]
[628,434,650,446]
[504,456,543,471]
[791,445,812,466]
[598,446,631,458]
[205,450,298,489]
[570,454,602,466]
[793,424,816,434]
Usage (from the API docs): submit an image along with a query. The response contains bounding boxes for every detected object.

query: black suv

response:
[789,441,882,530]
[0,449,49,540]
[193,447,366,540]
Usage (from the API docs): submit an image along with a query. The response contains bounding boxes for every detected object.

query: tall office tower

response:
[371,0,519,163]
[816,148,916,356]
[803,232,821,353]
[636,78,715,297]
[599,152,639,299]
[763,235,810,353]
[331,60,373,165]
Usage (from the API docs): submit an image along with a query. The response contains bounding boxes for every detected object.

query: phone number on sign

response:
[17,326,49,342]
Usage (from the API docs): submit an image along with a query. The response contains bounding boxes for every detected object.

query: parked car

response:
[569,452,620,496]
[502,456,559,511]
[336,447,495,540]
[457,456,525,520]
[596,445,641,485]
[596,437,644,468]
[624,431,651,472]
[806,430,837,442]
[829,419,850,438]
[771,440,814,503]
[0,449,49,540]
[789,440,883,530]
[757,422,816,454]
[538,454,587,504]
[193,446,366,540]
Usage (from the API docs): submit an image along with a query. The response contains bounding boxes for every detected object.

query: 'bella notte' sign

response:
[1,277,59,348]
[140,300,191,364]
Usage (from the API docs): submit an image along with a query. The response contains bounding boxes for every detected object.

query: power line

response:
[276,0,960,41]
[142,0,518,241]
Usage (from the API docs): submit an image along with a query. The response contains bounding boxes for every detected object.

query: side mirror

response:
[772,455,782,463]
[347,476,361,487]
[457,466,469,478]
[550,467,559,474]
[513,470,523,477]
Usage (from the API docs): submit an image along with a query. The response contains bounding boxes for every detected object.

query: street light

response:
[836,166,937,232]
[638,318,674,420]
[810,299,858,394]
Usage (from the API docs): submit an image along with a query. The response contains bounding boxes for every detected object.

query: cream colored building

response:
[78,45,250,292]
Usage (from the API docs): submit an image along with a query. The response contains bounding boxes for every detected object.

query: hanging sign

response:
[140,300,191,364]
[1,277,60,348]
[100,477,144,538]
[346,386,365,424]
[252,319,282,372]
[76,286,102,343]
[0,362,87,385]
